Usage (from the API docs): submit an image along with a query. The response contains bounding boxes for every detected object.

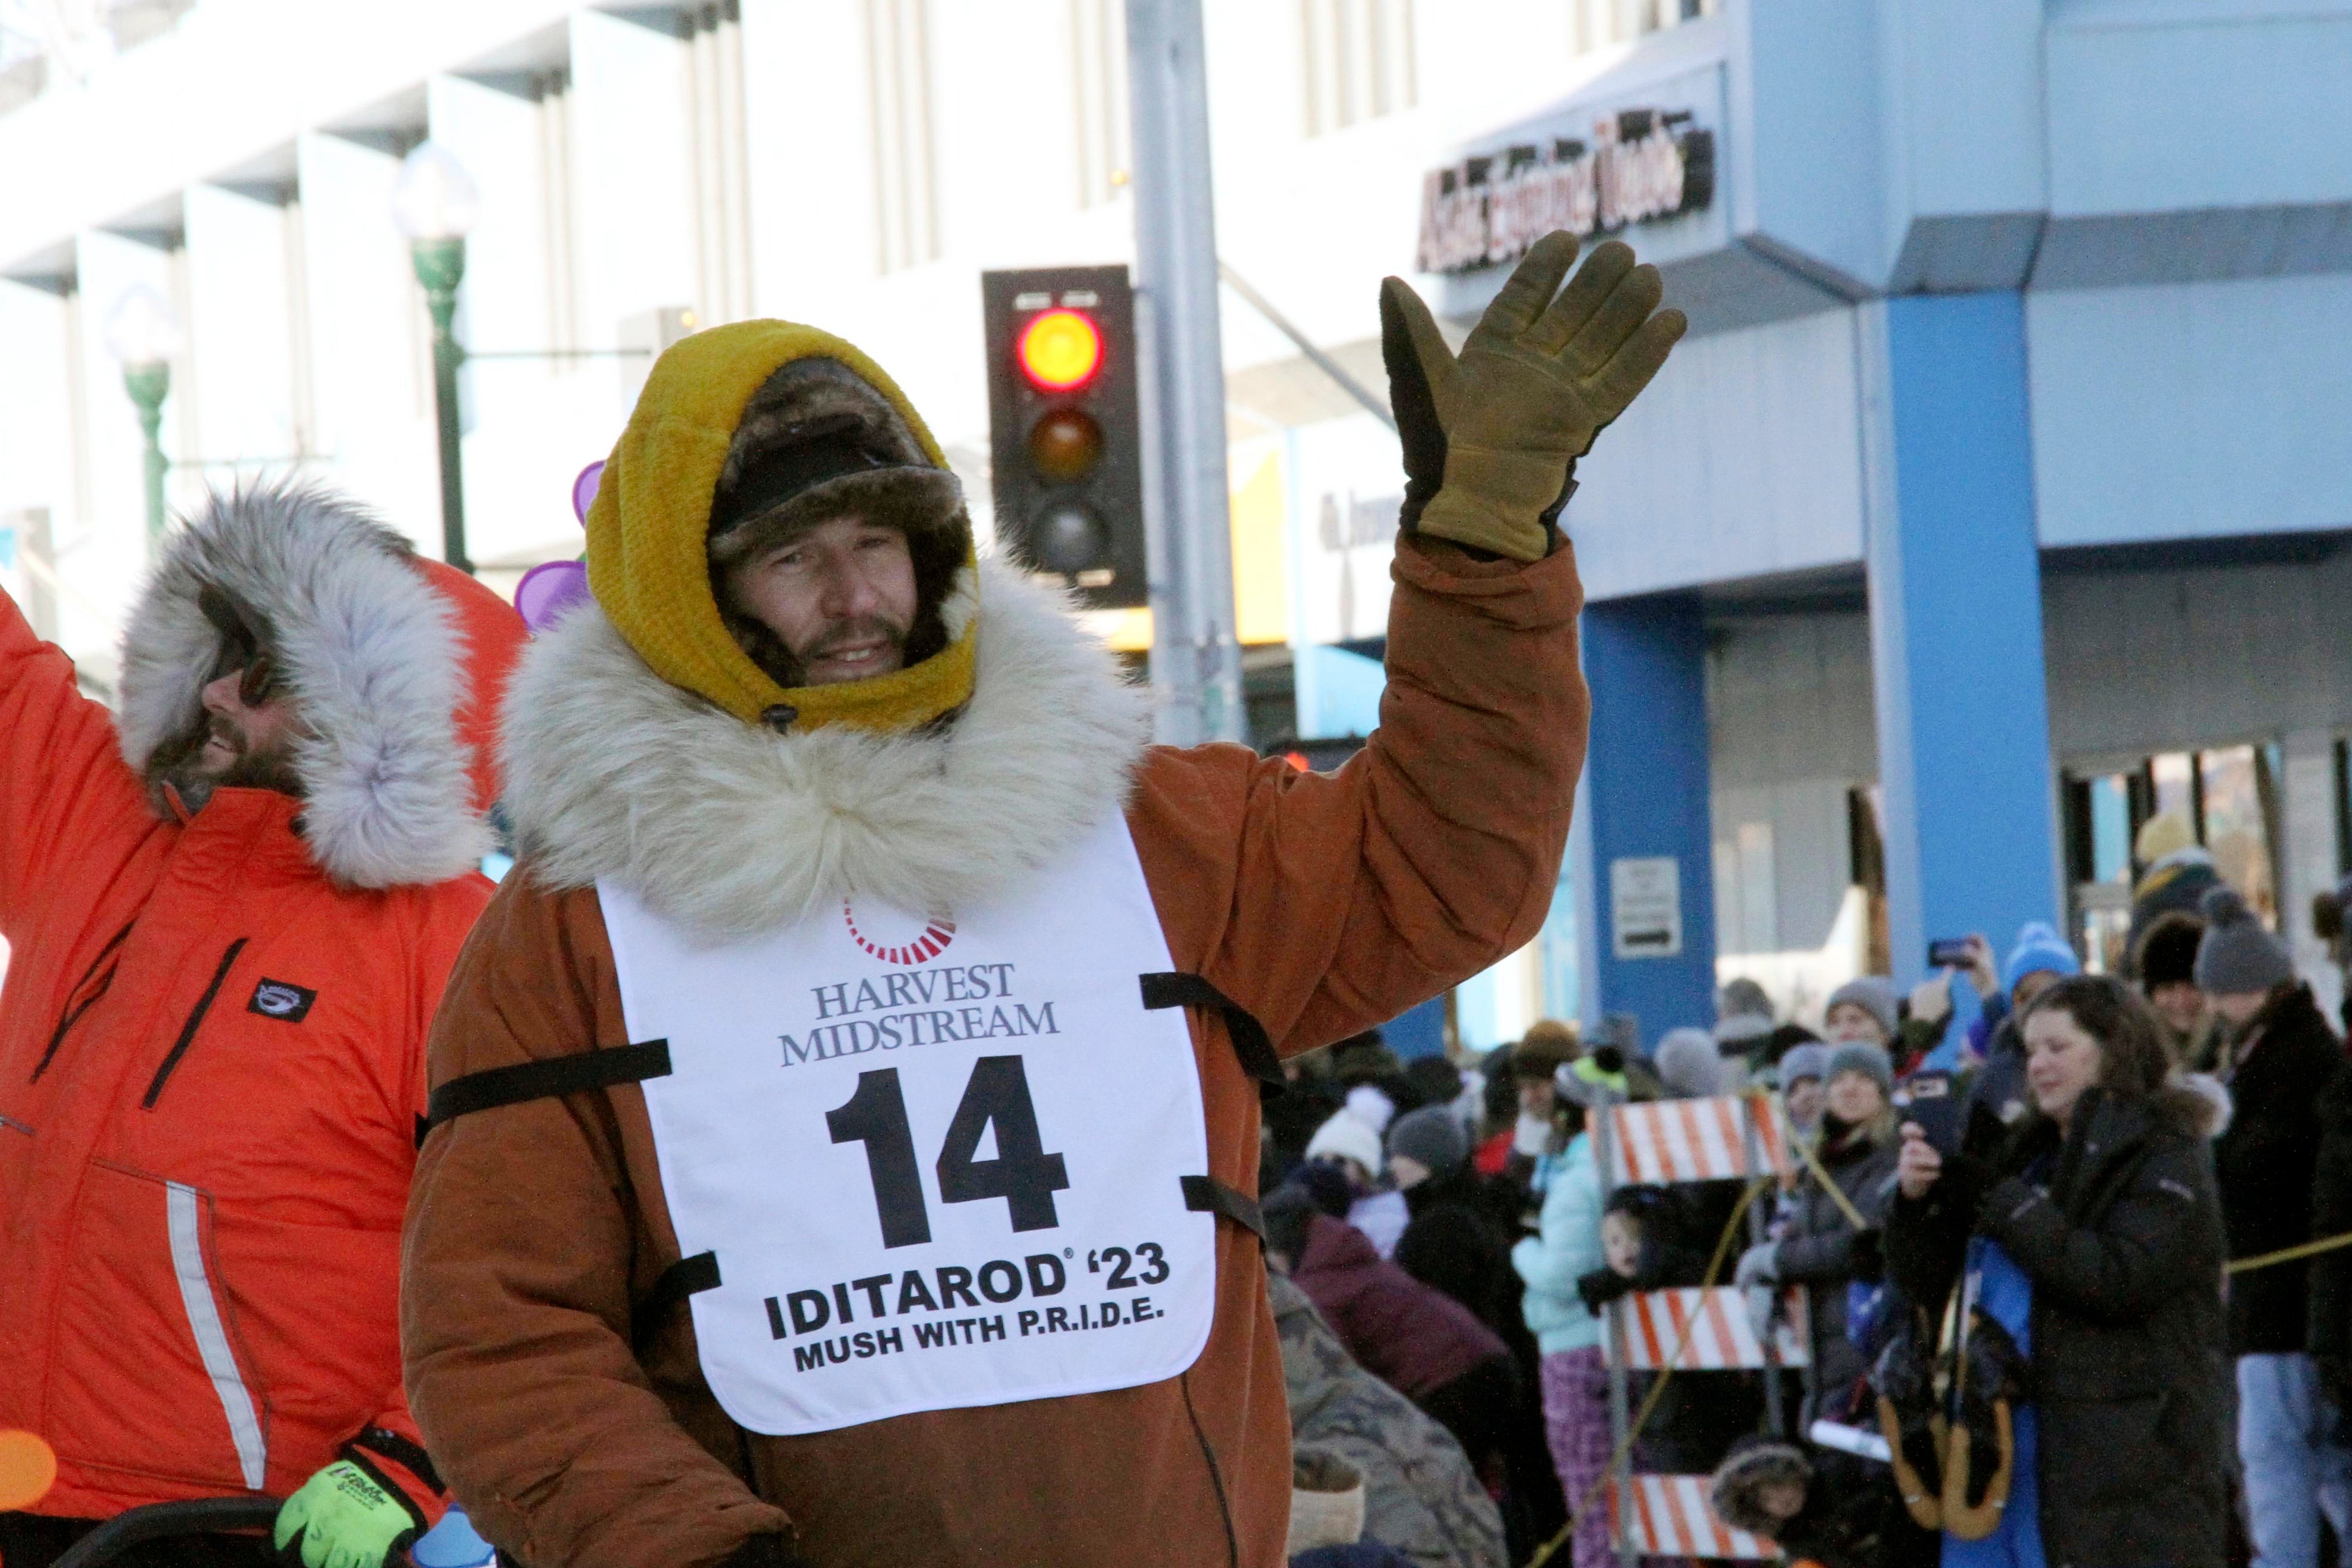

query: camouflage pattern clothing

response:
[1271,1273,1508,1568]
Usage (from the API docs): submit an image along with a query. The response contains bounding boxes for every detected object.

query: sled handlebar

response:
[52,1496,286,1568]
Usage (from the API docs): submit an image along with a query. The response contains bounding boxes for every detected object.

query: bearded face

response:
[146,627,307,815]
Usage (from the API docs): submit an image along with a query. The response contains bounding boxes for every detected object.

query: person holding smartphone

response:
[1885,974,2229,1568]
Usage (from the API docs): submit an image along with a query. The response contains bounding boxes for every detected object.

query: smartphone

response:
[1899,1070,1963,1156]
[1927,937,1975,970]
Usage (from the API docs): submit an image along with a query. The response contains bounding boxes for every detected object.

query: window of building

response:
[1299,0,1415,138]
[1572,0,1716,54]
[2066,745,2290,971]
[866,0,941,273]
[1069,0,1129,209]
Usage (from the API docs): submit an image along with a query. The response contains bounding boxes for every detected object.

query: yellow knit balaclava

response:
[584,319,978,732]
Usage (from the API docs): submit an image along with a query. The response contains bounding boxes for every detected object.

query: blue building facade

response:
[1421,0,2352,1039]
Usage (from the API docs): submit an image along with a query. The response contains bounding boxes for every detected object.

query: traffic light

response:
[981,265,1146,608]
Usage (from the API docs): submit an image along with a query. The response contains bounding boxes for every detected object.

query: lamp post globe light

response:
[104,283,187,544]
[393,139,480,574]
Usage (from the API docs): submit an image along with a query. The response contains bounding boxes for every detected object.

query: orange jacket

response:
[0,488,523,1521]
[402,537,1587,1568]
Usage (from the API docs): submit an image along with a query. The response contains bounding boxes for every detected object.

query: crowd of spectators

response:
[1261,810,2352,1568]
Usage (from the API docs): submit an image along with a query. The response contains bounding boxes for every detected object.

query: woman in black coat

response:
[1886,974,2229,1568]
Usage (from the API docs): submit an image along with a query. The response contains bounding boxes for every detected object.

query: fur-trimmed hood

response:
[117,484,527,889]
[501,555,1151,939]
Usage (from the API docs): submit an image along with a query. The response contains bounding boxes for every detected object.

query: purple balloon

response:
[515,560,591,634]
[571,460,606,525]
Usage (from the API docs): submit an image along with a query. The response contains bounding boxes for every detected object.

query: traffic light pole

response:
[1126,0,1244,746]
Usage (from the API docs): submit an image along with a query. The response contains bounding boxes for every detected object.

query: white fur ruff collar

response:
[501,557,1153,941]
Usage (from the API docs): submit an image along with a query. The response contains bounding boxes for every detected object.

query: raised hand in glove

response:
[274,1458,427,1568]
[1380,232,1687,562]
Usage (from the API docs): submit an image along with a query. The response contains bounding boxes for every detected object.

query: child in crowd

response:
[1777,1041,1832,1139]
[1510,1075,1611,1568]
[1712,1437,1930,1568]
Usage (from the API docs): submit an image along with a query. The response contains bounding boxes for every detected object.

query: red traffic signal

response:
[1017,309,1103,390]
[983,266,1143,608]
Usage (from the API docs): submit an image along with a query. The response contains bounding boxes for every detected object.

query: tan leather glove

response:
[1380,232,1687,562]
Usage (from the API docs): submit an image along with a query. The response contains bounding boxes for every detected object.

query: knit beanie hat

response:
[1825,1040,1895,1101]
[1710,1437,1811,1536]
[1824,976,1898,1040]
[2136,811,2196,867]
[2002,921,2081,996]
[2195,886,2294,995]
[2135,911,2206,989]
[1654,1026,1725,1099]
[1513,1019,1581,1080]
[1719,977,1774,1024]
[1343,1083,1396,1136]
[1776,1041,1833,1088]
[1303,1110,1385,1178]
[1385,1104,1467,1177]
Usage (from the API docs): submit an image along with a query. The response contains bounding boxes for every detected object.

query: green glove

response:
[274,1457,427,1568]
[1380,232,1687,562]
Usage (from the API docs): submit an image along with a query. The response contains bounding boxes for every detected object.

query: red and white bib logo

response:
[844,903,957,967]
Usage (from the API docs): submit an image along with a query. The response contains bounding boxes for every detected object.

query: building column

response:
[1864,292,2060,987]
[1572,592,1718,1049]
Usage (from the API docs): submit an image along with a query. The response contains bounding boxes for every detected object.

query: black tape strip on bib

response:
[1182,1175,1265,1242]
[633,1249,723,1353]
[1138,973,1282,1086]
[420,1040,674,1141]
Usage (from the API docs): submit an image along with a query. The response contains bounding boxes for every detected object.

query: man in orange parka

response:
[0,485,525,1568]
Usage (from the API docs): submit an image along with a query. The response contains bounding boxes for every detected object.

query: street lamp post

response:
[104,284,187,545]
[392,140,481,575]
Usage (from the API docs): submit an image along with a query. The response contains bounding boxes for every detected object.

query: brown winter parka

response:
[401,325,1588,1568]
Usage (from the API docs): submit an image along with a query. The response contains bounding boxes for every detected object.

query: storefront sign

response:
[1611,855,1684,960]
[1417,109,1715,275]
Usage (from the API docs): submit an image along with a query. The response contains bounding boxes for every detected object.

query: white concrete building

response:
[10,0,2348,1057]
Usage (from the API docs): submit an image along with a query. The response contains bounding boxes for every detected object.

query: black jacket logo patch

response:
[248,980,316,1022]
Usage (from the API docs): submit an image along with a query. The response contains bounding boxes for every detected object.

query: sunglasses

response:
[198,584,283,708]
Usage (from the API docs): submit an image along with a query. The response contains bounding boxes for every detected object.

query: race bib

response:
[598,816,1217,1436]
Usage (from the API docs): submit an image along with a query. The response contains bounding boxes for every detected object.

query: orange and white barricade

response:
[1616,1285,1809,1371]
[1607,1093,1793,1187]
[1593,1090,1798,1564]
[1613,1473,1774,1558]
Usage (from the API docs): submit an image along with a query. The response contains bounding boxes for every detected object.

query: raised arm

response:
[0,584,155,929]
[1132,235,1683,1054]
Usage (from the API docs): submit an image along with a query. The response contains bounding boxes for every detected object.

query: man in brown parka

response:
[400,232,1683,1568]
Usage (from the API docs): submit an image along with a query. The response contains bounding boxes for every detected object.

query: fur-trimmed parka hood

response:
[117,483,527,889]
[501,554,1149,939]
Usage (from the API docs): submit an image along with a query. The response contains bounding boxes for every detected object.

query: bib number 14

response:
[825,1056,1071,1249]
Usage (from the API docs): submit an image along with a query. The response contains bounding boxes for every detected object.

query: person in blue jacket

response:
[1511,1085,1610,1568]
